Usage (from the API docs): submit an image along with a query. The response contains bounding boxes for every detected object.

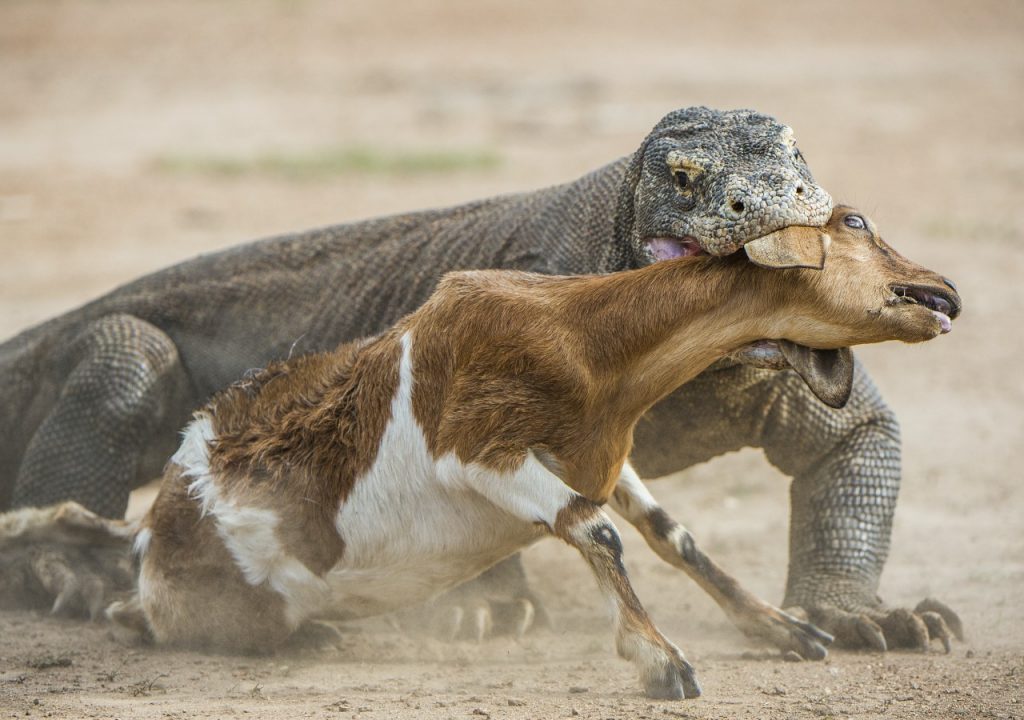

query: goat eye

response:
[673,170,691,192]
[844,214,866,229]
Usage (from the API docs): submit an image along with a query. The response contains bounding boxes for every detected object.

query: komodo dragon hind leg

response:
[0,502,135,620]
[394,553,550,642]
[3,314,188,617]
[11,314,188,517]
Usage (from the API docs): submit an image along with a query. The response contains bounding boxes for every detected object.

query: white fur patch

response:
[608,463,660,523]
[328,332,561,615]
[133,527,152,558]
[173,413,218,517]
[174,413,329,628]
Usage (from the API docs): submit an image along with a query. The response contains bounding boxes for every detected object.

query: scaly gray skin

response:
[0,107,959,654]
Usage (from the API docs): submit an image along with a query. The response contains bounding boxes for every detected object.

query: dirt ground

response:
[1,1,1023,718]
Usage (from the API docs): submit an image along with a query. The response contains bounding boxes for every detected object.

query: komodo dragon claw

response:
[0,503,134,620]
[394,554,550,642]
[785,598,963,653]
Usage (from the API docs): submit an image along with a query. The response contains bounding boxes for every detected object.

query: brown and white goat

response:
[110,206,958,699]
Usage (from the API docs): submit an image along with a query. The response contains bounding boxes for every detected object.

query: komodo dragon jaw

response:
[614,107,834,263]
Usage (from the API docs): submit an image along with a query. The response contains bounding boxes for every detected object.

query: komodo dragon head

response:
[614,106,833,263]
[612,107,850,406]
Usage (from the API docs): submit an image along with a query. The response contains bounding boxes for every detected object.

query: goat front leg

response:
[466,455,700,700]
[610,464,833,660]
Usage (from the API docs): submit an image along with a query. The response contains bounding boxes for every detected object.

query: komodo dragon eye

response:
[672,170,691,192]
[844,214,866,229]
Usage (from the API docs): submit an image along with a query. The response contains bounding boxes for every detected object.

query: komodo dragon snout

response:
[617,107,834,262]
[730,205,962,408]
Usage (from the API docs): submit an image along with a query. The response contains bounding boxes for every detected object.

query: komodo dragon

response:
[0,106,961,654]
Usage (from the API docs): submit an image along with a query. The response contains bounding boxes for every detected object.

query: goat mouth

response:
[644,236,707,261]
[889,284,961,333]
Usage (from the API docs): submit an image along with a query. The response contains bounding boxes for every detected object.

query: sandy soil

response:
[1,1,1023,717]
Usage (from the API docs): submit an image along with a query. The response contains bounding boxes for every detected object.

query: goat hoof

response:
[644,657,701,700]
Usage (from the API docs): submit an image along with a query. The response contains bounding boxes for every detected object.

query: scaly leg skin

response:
[610,464,833,659]
[763,364,963,653]
[2,315,188,617]
[634,358,961,654]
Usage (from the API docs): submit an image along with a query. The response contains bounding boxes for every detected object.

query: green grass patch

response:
[153,146,502,179]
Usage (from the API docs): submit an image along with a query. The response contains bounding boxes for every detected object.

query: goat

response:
[86,207,958,699]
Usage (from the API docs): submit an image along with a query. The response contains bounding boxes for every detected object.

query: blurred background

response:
[1,0,1022,714]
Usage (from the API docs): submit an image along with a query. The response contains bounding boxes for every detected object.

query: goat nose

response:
[942,276,958,293]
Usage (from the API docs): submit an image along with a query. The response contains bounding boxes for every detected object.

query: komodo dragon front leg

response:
[629,359,963,653]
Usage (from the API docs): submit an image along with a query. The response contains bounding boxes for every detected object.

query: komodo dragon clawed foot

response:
[395,554,550,642]
[785,598,963,653]
[0,502,135,620]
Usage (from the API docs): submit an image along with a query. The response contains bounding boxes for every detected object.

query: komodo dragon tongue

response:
[744,226,830,270]
[779,341,855,409]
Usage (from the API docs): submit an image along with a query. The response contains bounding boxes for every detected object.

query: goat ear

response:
[744,227,830,270]
[778,341,854,409]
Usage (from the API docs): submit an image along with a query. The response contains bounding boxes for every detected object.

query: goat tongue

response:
[778,341,854,409]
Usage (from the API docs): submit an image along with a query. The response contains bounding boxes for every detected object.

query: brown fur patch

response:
[142,466,291,653]
[202,334,402,575]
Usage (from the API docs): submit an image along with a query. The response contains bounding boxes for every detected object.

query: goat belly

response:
[327,459,544,618]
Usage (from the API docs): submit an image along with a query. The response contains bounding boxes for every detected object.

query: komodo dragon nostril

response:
[942,277,958,292]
